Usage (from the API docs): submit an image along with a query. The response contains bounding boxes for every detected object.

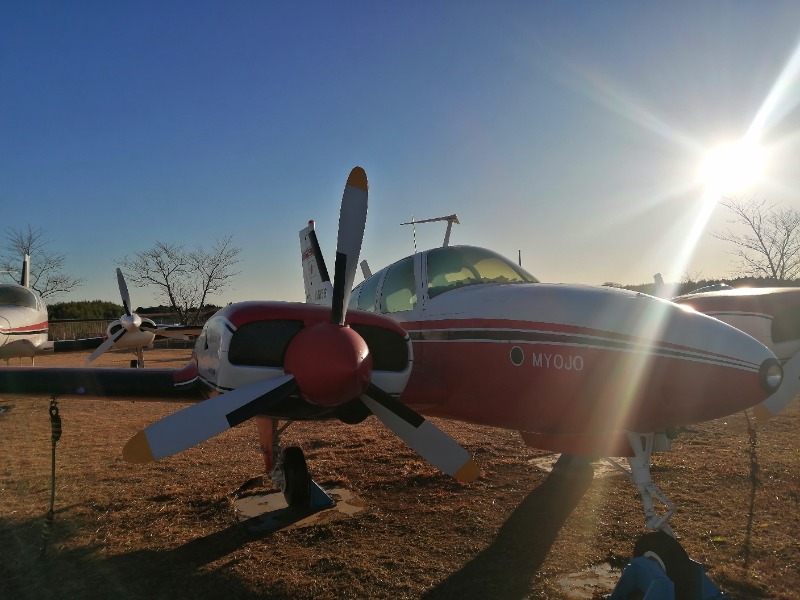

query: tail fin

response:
[299,221,333,304]
[20,254,30,288]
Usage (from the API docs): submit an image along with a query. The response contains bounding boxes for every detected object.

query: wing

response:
[36,338,105,355]
[0,361,202,401]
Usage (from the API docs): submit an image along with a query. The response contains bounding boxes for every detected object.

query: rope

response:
[40,398,61,558]
[743,410,760,484]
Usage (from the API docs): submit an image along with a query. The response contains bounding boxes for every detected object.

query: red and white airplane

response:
[0,256,190,366]
[0,168,791,546]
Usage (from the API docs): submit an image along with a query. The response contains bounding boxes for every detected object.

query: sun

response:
[700,141,768,195]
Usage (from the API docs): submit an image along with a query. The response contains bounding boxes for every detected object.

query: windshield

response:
[426,246,538,299]
[0,285,39,308]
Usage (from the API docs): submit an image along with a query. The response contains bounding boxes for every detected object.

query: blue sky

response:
[3,2,800,306]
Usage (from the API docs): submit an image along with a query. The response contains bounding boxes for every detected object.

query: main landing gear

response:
[129,347,145,368]
[254,416,333,509]
[605,432,724,600]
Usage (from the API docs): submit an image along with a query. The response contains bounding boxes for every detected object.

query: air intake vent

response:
[351,324,408,372]
[228,320,304,367]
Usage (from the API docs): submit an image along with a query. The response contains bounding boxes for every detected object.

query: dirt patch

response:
[1,348,798,599]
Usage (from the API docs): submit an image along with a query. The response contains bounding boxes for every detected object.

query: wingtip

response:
[347,166,368,191]
[123,430,156,463]
[453,458,481,483]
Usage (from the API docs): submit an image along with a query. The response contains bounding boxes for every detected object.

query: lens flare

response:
[700,142,767,195]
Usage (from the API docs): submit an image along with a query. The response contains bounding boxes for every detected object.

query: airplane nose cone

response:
[0,316,9,347]
[759,358,783,393]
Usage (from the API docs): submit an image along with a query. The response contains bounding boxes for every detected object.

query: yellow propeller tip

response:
[347,166,368,191]
[453,458,481,483]
[123,430,156,463]
[752,403,774,422]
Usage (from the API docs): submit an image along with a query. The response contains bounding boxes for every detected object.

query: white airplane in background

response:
[654,273,800,420]
[0,256,191,366]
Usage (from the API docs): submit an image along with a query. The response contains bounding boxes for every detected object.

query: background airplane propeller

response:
[123,167,480,483]
[85,268,191,365]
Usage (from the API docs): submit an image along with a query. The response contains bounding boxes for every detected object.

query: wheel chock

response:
[308,479,335,509]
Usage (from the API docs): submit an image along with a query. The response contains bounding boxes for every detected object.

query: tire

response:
[282,446,311,507]
[633,531,697,599]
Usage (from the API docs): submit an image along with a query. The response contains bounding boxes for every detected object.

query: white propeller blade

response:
[123,374,296,463]
[754,352,800,421]
[116,267,133,316]
[84,328,126,365]
[331,167,368,325]
[361,389,480,483]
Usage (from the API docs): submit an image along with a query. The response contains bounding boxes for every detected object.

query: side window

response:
[380,257,417,313]
[357,270,383,312]
[348,284,362,311]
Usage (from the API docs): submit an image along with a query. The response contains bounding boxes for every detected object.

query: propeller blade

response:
[331,166,368,325]
[116,268,133,316]
[84,328,126,365]
[361,384,480,483]
[754,352,800,421]
[123,374,297,463]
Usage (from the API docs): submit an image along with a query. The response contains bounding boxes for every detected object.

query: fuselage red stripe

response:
[402,320,759,371]
[0,321,48,335]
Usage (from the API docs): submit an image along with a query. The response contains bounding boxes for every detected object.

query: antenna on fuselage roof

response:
[400,214,460,250]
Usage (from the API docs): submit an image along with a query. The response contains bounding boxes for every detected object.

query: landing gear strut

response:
[254,416,331,508]
[606,432,725,599]
[129,347,144,368]
[605,431,675,537]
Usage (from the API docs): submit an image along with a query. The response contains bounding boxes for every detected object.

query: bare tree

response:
[117,236,241,325]
[0,225,85,298]
[714,198,800,281]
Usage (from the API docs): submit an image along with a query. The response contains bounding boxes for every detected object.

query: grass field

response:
[1,348,798,599]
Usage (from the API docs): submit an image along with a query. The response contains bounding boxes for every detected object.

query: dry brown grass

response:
[0,349,798,599]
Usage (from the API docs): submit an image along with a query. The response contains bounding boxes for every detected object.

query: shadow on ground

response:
[424,459,594,599]
[0,506,323,600]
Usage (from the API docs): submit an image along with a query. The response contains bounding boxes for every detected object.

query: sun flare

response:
[700,141,767,195]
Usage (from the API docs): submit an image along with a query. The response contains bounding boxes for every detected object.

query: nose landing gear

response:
[255,416,333,509]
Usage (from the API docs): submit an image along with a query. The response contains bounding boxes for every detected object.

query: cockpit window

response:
[426,246,538,299]
[0,286,38,309]
[380,256,417,314]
